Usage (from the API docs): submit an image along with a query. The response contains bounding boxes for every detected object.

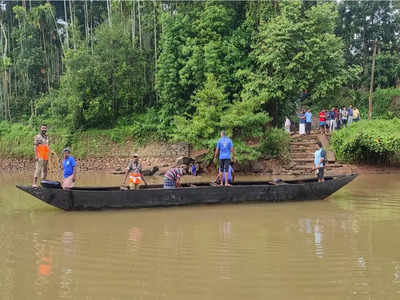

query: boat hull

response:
[16,175,357,211]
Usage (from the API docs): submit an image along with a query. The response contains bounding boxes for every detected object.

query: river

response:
[1,172,400,299]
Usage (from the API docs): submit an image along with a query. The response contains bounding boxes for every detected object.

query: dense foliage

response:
[0,0,400,160]
[331,120,400,164]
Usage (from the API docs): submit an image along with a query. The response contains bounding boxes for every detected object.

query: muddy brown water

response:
[1,172,400,299]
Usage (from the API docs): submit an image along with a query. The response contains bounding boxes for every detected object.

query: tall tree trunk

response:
[69,0,76,49]
[153,0,157,97]
[132,0,136,48]
[1,21,10,121]
[107,0,112,27]
[138,0,142,50]
[84,0,89,45]
[64,0,69,49]
[368,40,377,120]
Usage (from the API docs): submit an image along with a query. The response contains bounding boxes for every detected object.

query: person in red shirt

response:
[319,110,327,135]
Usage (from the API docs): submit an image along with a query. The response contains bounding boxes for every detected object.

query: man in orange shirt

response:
[33,124,53,187]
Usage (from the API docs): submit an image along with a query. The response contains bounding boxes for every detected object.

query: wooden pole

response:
[368,40,377,120]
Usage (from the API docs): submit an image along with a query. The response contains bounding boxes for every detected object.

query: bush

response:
[258,128,290,161]
[330,119,400,164]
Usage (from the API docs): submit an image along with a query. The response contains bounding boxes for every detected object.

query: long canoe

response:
[16,174,357,211]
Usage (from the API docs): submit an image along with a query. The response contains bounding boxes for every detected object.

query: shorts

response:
[219,159,231,173]
[320,121,326,127]
[317,167,325,179]
[34,159,48,179]
[163,178,176,189]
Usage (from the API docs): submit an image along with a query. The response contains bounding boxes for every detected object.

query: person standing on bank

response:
[62,148,77,189]
[122,154,147,190]
[347,105,353,125]
[214,131,236,187]
[298,110,306,135]
[33,124,54,187]
[305,109,312,135]
[313,142,326,183]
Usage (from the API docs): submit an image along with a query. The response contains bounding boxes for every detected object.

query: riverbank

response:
[2,155,400,179]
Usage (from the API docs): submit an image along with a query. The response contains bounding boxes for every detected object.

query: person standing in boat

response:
[33,124,54,187]
[163,165,187,189]
[122,154,147,190]
[62,148,77,189]
[213,131,236,187]
[313,142,326,183]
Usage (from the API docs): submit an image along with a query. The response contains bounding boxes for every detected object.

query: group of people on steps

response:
[285,106,361,135]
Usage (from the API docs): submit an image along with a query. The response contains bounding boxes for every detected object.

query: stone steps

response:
[290,151,314,160]
[290,141,316,146]
[292,157,336,164]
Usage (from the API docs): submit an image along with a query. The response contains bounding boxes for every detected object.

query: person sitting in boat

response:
[215,162,234,185]
[213,130,236,187]
[122,154,147,190]
[164,165,187,189]
[62,148,76,189]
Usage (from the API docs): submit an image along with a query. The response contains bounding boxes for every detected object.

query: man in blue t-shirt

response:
[305,109,312,135]
[62,148,77,189]
[214,131,236,186]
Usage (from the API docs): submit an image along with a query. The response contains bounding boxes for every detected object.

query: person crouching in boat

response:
[163,165,187,189]
[215,162,234,185]
[122,154,147,190]
[62,148,76,189]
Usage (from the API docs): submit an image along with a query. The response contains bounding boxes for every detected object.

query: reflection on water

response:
[1,172,400,299]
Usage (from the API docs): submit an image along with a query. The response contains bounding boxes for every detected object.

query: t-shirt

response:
[319,112,325,122]
[314,149,326,168]
[348,108,353,117]
[217,137,233,160]
[34,134,49,146]
[164,167,183,182]
[298,113,306,124]
[191,164,197,176]
[62,156,76,178]
[330,111,335,119]
[353,109,360,119]
[334,109,339,119]
[305,112,312,123]
[126,160,142,174]
[34,134,50,161]
[342,110,348,119]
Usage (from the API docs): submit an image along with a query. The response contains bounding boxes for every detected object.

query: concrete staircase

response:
[283,132,343,176]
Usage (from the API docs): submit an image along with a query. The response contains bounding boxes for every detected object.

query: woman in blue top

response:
[213,131,236,186]
[62,148,76,189]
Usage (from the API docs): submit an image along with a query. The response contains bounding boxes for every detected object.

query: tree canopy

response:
[0,0,399,157]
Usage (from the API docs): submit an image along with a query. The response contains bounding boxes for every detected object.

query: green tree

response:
[244,0,360,125]
[173,74,270,161]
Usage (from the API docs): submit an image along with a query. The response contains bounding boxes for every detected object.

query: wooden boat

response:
[16,174,357,211]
